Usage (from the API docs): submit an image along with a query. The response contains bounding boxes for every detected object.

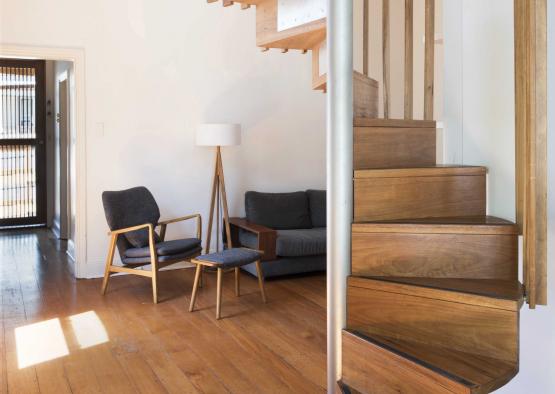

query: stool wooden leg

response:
[254,261,267,303]
[199,266,203,288]
[235,267,240,297]
[189,264,202,312]
[216,268,223,319]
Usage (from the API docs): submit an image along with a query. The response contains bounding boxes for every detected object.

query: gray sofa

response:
[229,190,326,278]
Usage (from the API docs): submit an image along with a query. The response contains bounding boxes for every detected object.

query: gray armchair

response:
[101,186,202,303]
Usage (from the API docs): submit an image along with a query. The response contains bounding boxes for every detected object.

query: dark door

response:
[0,59,46,227]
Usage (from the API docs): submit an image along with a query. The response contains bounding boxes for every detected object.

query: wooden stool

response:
[189,248,266,319]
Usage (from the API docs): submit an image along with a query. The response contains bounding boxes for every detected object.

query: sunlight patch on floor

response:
[15,318,69,369]
[69,311,109,349]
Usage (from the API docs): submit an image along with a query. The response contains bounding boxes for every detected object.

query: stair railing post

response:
[327,0,353,391]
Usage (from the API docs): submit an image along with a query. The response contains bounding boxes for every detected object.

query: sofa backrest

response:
[245,191,312,229]
[307,189,326,228]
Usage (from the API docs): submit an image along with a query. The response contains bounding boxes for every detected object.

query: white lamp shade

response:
[196,123,241,146]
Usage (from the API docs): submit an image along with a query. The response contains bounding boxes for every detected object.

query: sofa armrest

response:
[229,217,277,261]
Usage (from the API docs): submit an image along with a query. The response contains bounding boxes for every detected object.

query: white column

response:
[326,0,353,391]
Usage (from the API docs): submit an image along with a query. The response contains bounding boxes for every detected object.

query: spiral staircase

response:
[207,1,523,393]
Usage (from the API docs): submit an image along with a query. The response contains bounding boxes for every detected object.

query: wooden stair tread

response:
[345,330,518,393]
[353,215,518,235]
[348,276,524,311]
[355,165,487,179]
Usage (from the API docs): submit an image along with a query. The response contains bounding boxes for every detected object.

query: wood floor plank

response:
[5,350,40,394]
[35,360,72,394]
[0,229,327,394]
[116,352,168,394]
[0,320,7,394]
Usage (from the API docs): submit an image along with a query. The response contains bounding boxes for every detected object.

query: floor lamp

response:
[196,123,241,254]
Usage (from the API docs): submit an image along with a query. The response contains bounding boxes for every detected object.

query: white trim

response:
[0,44,87,278]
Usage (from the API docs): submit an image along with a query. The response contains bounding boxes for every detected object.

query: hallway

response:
[0,229,326,393]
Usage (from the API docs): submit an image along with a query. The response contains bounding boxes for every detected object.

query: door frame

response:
[0,58,47,226]
[57,73,70,240]
[0,44,87,278]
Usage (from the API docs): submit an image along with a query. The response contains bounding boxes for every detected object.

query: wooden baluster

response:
[424,0,435,120]
[382,0,390,119]
[404,0,414,120]
[363,0,369,77]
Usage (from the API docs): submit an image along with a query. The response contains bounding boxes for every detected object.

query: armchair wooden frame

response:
[101,213,202,304]
[229,217,277,261]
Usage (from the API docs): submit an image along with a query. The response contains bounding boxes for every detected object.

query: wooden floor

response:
[0,229,327,393]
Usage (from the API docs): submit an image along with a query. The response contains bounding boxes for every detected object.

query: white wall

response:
[0,0,326,277]
[443,0,515,220]
[444,1,555,393]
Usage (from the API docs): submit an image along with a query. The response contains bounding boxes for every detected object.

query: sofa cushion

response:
[124,238,202,258]
[307,189,326,228]
[275,228,326,257]
[245,191,312,230]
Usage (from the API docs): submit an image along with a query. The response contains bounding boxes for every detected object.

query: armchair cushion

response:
[102,187,161,248]
[307,189,326,228]
[245,191,312,230]
[124,238,202,259]
[123,246,202,265]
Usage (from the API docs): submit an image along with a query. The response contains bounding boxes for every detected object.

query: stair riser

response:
[352,232,518,280]
[347,285,518,362]
[354,126,436,169]
[354,174,486,222]
[342,331,470,394]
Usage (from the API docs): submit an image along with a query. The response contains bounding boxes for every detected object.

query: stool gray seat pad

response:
[197,248,262,268]
[124,238,202,258]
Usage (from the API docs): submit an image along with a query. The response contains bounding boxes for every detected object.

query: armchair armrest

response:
[108,223,154,236]
[107,223,158,262]
[229,217,277,261]
[158,213,202,241]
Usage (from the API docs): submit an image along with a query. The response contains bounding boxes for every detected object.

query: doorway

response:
[0,58,47,227]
